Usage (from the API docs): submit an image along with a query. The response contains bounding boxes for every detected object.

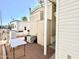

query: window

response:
[15,25,16,28]
[11,24,14,29]
[40,11,44,20]
[24,27,26,30]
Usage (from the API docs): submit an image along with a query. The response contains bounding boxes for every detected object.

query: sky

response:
[0,0,38,25]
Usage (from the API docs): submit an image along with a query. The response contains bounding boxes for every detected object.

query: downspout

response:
[44,0,48,55]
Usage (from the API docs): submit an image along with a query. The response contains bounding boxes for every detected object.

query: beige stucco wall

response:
[29,20,53,46]
[37,20,53,45]
[37,20,44,45]
[30,11,41,21]
[30,2,55,46]
[29,21,38,36]
[31,2,53,21]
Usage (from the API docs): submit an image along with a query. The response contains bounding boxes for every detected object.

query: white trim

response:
[55,0,59,59]
[44,0,48,55]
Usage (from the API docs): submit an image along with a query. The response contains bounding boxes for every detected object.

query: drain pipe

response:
[44,0,48,55]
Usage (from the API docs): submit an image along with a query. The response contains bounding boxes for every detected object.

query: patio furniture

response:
[0,40,8,59]
[8,30,27,59]
[26,35,37,43]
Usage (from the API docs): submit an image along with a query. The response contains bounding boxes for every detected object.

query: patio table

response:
[9,39,26,59]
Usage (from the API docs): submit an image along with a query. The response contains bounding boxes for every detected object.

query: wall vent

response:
[67,55,71,59]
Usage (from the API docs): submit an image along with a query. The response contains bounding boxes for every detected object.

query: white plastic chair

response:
[9,30,26,48]
[8,30,26,59]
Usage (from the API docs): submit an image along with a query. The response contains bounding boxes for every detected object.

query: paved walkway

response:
[0,43,55,59]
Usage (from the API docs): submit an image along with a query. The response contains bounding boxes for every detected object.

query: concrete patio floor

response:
[0,43,55,59]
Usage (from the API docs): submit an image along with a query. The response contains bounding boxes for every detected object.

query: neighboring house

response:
[10,20,30,31]
[56,0,79,59]
[30,1,55,46]
[10,20,20,31]
[10,20,31,39]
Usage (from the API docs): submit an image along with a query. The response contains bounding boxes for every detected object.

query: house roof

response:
[10,20,21,23]
[31,1,52,14]
[31,5,42,14]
